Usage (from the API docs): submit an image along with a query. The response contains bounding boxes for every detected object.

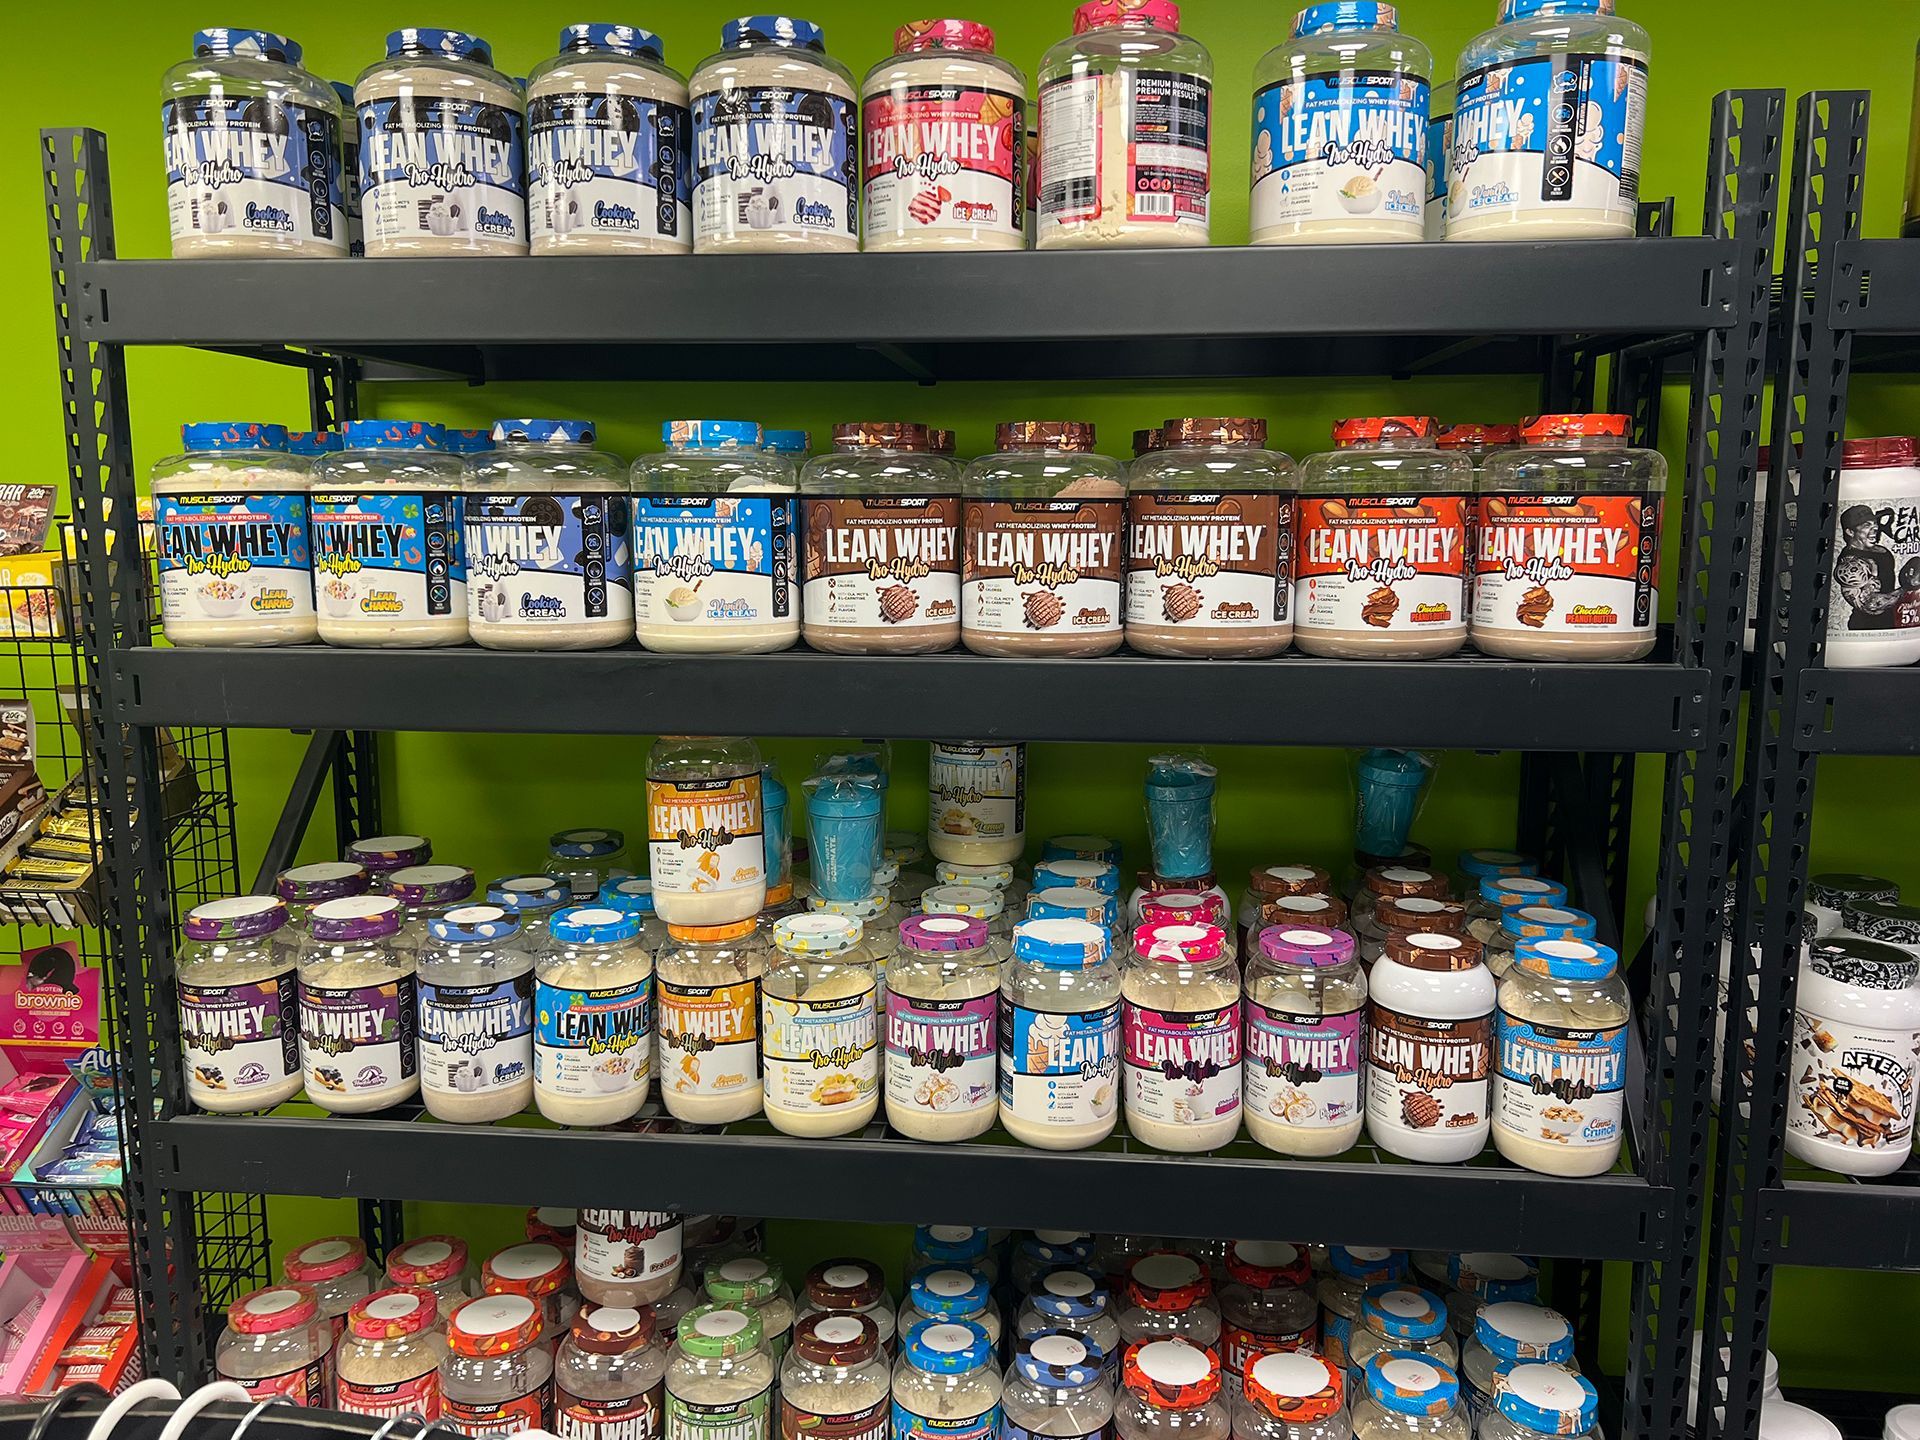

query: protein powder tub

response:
[706,1259,796,1367]
[893,1320,1002,1440]
[348,835,433,881]
[960,422,1125,654]
[164,29,346,257]
[669,1304,776,1440]
[278,861,371,931]
[885,915,1001,1141]
[633,422,800,654]
[1350,1354,1467,1440]
[1018,1272,1121,1374]
[901,1268,1002,1356]
[1460,1304,1572,1424]
[1236,1352,1346,1440]
[414,904,534,1124]
[1494,939,1629,1175]
[689,18,858,252]
[528,25,692,254]
[863,22,1027,250]
[1464,876,1568,947]
[497,874,573,941]
[1217,1243,1316,1398]
[1000,918,1122,1149]
[647,735,768,926]
[336,1288,449,1421]
[390,1237,478,1322]
[801,424,963,654]
[1317,1250,1404,1375]
[1037,2,1212,247]
[1346,1288,1457,1387]
[1785,936,1920,1177]
[1242,925,1364,1157]
[1116,1338,1230,1440]
[311,420,467,647]
[443,1294,555,1435]
[1448,0,1649,242]
[295,896,417,1113]
[1844,899,1920,961]
[1296,418,1473,658]
[1824,437,1920,667]
[153,422,316,646]
[657,919,772,1124]
[762,913,881,1137]
[484,1244,578,1353]
[534,904,654,1126]
[1238,867,1332,956]
[929,742,1027,866]
[548,830,628,902]
[780,1313,889,1440]
[355,29,527,256]
[1365,932,1495,1162]
[1004,1331,1111,1440]
[1423,76,1453,240]
[1471,414,1665,660]
[556,1304,669,1440]
[1359,897,1467,971]
[1121,922,1243,1152]
[1127,419,1296,658]
[177,896,303,1113]
[801,1260,898,1357]
[465,419,633,650]
[1118,1256,1219,1349]
[578,1212,684,1309]
[216,1284,334,1405]
[1809,874,1901,937]
[282,1237,375,1348]
[923,886,1016,954]
[911,1226,998,1285]
[1249,5,1432,245]
[1478,1364,1598,1440]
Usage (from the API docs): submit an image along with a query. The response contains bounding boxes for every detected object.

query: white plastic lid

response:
[1137,1339,1210,1386]
[1030,1334,1090,1367]
[922,1323,975,1353]
[293,1239,354,1265]
[695,1308,750,1338]
[455,1295,537,1337]
[364,1292,427,1323]
[1885,1405,1920,1440]
[813,1315,864,1346]
[1131,1254,1202,1290]
[1250,1351,1331,1398]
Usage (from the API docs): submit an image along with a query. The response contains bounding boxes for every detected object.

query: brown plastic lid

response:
[1842,436,1918,469]
[930,428,956,455]
[1377,896,1466,934]
[569,1303,658,1356]
[1363,866,1450,901]
[832,421,929,450]
[998,421,1096,452]
[1248,865,1330,901]
[1133,427,1168,457]
[805,1257,885,1311]
[1162,417,1266,448]
[1383,931,1485,972]
[1261,894,1349,929]
[793,1310,880,1366]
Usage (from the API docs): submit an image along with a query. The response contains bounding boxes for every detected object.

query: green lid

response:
[705,1256,785,1306]
[677,1302,765,1358]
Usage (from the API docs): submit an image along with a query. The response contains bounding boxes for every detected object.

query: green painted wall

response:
[9,0,1920,1396]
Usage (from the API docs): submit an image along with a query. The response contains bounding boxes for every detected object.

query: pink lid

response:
[1074,0,1181,34]
[284,1236,368,1285]
[228,1285,321,1335]
[896,18,996,53]
[900,914,990,952]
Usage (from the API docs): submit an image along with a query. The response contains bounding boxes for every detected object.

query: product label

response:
[358,96,528,246]
[964,498,1123,637]
[779,1394,887,1440]
[1037,71,1210,236]
[1424,103,1452,234]
[338,1369,444,1422]
[163,95,343,249]
[228,1358,330,1408]
[1450,54,1645,230]
[1828,490,1920,647]
[1495,1006,1627,1154]
[1787,1011,1920,1152]
[157,492,315,630]
[1244,1001,1362,1133]
[763,982,879,1114]
[1249,73,1428,234]
[420,974,534,1098]
[1121,999,1242,1126]
[466,490,634,632]
[1295,495,1469,637]
[444,1387,551,1439]
[179,972,299,1099]
[342,125,364,254]
[803,496,961,634]
[863,84,1024,242]
[1000,998,1121,1130]
[535,976,653,1100]
[667,1386,772,1440]
[929,744,1025,852]
[1221,1319,1317,1391]
[1125,491,1289,632]
[659,977,760,1099]
[693,85,857,242]
[577,1210,683,1288]
[1365,1002,1492,1137]
[632,495,797,631]
[311,490,466,625]
[530,91,692,245]
[1472,492,1660,639]
[889,1404,999,1440]
[1321,1311,1357,1373]
[646,772,766,905]
[559,1381,663,1440]
[297,979,418,1099]
[886,990,997,1116]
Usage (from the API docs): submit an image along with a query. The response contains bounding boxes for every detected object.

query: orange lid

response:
[448,1294,544,1357]
[666,918,759,942]
[1334,416,1437,446]
[1520,414,1631,441]
[1122,1337,1222,1407]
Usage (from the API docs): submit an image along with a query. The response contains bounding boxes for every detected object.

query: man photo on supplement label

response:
[1835,504,1901,631]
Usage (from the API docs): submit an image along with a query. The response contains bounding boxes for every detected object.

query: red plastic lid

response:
[1122,1337,1222,1407]
[1520,414,1631,442]
[896,18,997,53]
[284,1236,367,1285]
[388,1236,469,1287]
[1127,1253,1212,1311]
[1334,416,1437,446]
[482,1242,570,1299]
[1226,1240,1310,1291]
[1138,891,1227,927]
[526,1206,578,1245]
[1245,1351,1345,1423]
[228,1285,321,1335]
[1436,423,1522,449]
[1075,0,1180,33]
[1842,436,1918,469]
[347,1287,439,1341]
[448,1294,544,1357]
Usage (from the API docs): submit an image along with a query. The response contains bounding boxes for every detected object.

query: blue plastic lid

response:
[1032,858,1120,895]
[807,773,885,819]
[386,28,495,64]
[426,903,522,944]
[1458,849,1538,880]
[1499,0,1611,21]
[1013,918,1108,969]
[902,1318,991,1374]
[1041,834,1122,865]
[909,1265,992,1322]
[560,23,664,58]
[341,419,447,451]
[1478,875,1568,908]
[1026,887,1116,928]
[330,80,354,107]
[494,418,597,445]
[182,422,289,452]
[550,905,641,945]
[914,1225,988,1264]
[1494,1364,1599,1435]
[1330,1246,1405,1282]
[486,874,570,913]
[1029,1267,1109,1321]
[1515,938,1619,982]
[1292,3,1399,37]
[443,428,496,455]
[548,827,625,859]
[1015,1332,1106,1390]
[1474,1303,1574,1366]
[662,420,764,450]
[193,29,303,63]
[1448,1252,1539,1301]
[1363,1352,1461,1417]
[286,430,342,456]
[721,16,827,50]
[1500,905,1597,942]
[1362,1284,1447,1342]
[598,876,656,916]
[762,429,811,455]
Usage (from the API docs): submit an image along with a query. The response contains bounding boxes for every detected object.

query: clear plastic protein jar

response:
[1353,866,1453,932]
[633,421,801,655]
[311,420,469,648]
[1000,919,1123,1150]
[1037,2,1212,248]
[1448,0,1649,242]
[278,861,371,933]
[669,1303,776,1440]
[1824,437,1920,668]
[578,1211,684,1309]
[1236,1352,1347,1440]
[862,22,1028,251]
[893,1320,1003,1440]
[1116,1338,1231,1440]
[1482,907,1595,982]
[885,915,1001,1141]
[354,29,528,256]
[336,1287,449,1421]
[1359,897,1467,971]
[801,1259,898,1358]
[689,18,859,253]
[1494,939,1630,1176]
[464,419,633,651]
[1471,414,1665,660]
[283,1236,375,1342]
[705,1259,796,1367]
[1125,420,1296,659]
[1238,867,1333,957]
[1317,1249,1405,1376]
[178,896,304,1112]
[1350,1353,1468,1440]
[657,919,773,1124]
[1808,873,1901,938]
[762,913,880,1137]
[1464,876,1568,949]
[1009,1335,1115,1440]
[1296,418,1473,659]
[483,1243,577,1353]
[527,25,693,255]
[1459,1303,1573,1425]
[1119,1255,1220,1349]
[1018,1271,1123,1379]
[534,905,654,1126]
[801,424,963,655]
[417,904,534,1124]
[1345,1287,1457,1387]
[900,1268,1001,1356]
[153,422,317,646]
[442,1294,555,1436]
[929,742,1027,865]
[647,736,768,926]
[164,29,347,257]
[215,1284,334,1406]
[961,422,1126,656]
[296,896,418,1113]
[1121,922,1244,1153]
[1365,933,1496,1163]
[1243,925,1365,1157]
[390,1237,479,1322]
[1477,1365,1599,1440]
[1249,5,1432,245]
[555,1304,670,1440]
[781,1312,890,1440]
[549,829,629,902]
[1217,1243,1317,1398]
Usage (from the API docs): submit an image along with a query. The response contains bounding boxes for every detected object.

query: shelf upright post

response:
[1697,91,1869,1440]
[42,126,207,1385]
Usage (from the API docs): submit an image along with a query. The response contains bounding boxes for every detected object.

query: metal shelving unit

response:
[42,89,1785,1440]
